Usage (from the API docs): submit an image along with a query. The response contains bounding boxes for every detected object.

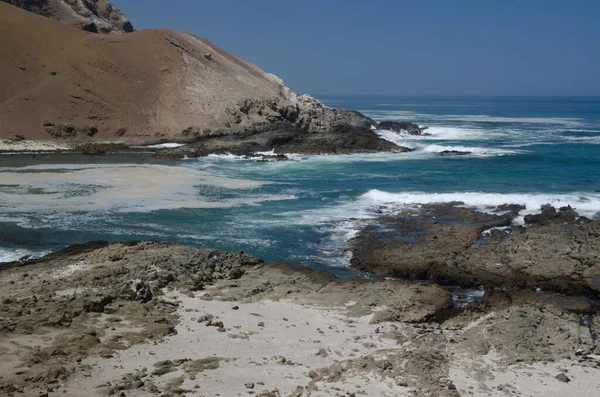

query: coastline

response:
[2,2,599,396]
[1,231,599,396]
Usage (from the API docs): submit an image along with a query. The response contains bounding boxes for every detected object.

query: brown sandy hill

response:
[1,2,368,144]
[2,0,134,33]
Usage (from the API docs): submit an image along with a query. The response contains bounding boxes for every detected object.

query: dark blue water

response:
[1,96,599,276]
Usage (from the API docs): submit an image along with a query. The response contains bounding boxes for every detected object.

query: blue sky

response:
[113,0,600,96]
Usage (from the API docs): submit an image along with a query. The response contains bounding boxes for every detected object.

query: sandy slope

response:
[0,2,301,141]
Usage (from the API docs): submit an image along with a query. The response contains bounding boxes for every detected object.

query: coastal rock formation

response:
[154,121,408,160]
[2,0,134,33]
[0,3,401,156]
[0,241,450,395]
[377,121,425,135]
[1,240,598,396]
[439,150,472,156]
[351,204,600,296]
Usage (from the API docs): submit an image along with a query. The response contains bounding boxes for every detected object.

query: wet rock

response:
[255,153,289,162]
[350,203,514,283]
[438,150,471,156]
[351,203,600,297]
[377,121,424,135]
[524,204,579,225]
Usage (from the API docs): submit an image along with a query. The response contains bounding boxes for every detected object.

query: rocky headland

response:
[0,2,415,157]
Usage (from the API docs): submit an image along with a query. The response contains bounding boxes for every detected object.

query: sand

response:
[0,140,72,152]
[64,292,410,397]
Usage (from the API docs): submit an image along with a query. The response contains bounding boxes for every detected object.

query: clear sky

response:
[113,0,600,97]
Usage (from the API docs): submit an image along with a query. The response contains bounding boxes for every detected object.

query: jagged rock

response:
[377,121,424,135]
[83,295,113,313]
[351,203,600,297]
[131,280,153,302]
[524,204,579,224]
[2,0,134,33]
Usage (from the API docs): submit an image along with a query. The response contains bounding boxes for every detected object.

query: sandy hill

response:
[1,2,366,143]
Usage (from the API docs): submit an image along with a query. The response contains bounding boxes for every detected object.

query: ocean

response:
[1,96,600,277]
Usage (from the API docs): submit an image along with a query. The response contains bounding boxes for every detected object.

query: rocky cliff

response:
[0,2,395,155]
[2,0,134,33]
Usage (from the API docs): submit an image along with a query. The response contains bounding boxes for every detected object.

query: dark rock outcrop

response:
[351,204,600,297]
[523,203,580,225]
[439,150,471,156]
[350,204,515,284]
[154,120,410,159]
[2,0,134,33]
[377,121,425,135]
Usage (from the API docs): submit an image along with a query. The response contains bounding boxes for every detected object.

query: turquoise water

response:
[1,96,600,276]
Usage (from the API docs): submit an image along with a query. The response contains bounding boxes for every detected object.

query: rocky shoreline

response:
[350,203,600,297]
[1,204,599,396]
[1,118,424,159]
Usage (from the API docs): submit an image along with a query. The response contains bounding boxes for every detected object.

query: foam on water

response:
[361,189,600,219]
[0,247,48,263]
[420,144,522,157]
[137,143,186,149]
[278,188,600,268]
[0,163,293,213]
[375,127,523,157]
[364,110,583,126]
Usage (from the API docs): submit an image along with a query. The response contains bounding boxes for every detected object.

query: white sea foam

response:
[375,127,522,157]
[140,143,186,149]
[202,151,421,164]
[281,189,600,268]
[360,190,600,219]
[0,247,48,263]
[0,163,294,213]
[206,153,243,160]
[420,144,522,157]
[377,126,486,143]
[364,110,583,126]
